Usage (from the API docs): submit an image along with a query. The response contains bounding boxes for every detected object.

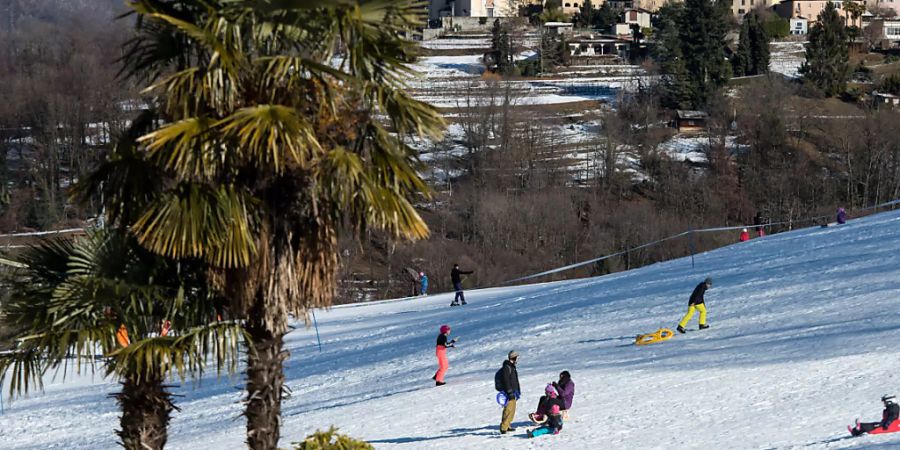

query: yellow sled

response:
[635,328,674,346]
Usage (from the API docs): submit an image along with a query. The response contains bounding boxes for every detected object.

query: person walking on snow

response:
[739,228,750,242]
[450,263,473,306]
[837,207,847,225]
[677,277,712,334]
[527,404,563,438]
[850,395,900,436]
[432,325,456,386]
[419,271,428,296]
[498,351,521,434]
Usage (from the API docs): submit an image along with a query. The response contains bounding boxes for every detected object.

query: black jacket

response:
[500,360,520,397]
[451,267,473,284]
[537,395,565,414]
[436,334,455,348]
[689,282,708,306]
[882,403,900,428]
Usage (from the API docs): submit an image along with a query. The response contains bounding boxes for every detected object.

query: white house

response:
[429,0,518,19]
[790,16,808,35]
[622,8,652,29]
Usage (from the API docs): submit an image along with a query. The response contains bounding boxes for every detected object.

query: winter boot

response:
[527,430,534,438]
[676,325,686,334]
[461,300,468,305]
[436,381,446,386]
[449,301,459,307]
[699,324,710,330]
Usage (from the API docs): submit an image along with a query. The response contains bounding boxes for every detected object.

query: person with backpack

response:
[419,271,428,296]
[495,351,520,434]
[527,404,563,438]
[528,384,566,424]
[677,277,712,334]
[432,325,456,386]
[450,263,473,306]
[850,395,900,436]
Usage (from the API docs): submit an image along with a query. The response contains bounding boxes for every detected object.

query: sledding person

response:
[850,395,900,436]
[553,370,575,415]
[420,271,428,296]
[450,263,474,306]
[527,404,563,438]
[677,277,712,334]
[739,228,750,242]
[837,207,847,225]
[497,351,521,434]
[529,384,566,423]
[432,325,457,386]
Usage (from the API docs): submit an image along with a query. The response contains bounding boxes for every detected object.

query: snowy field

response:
[4,208,900,449]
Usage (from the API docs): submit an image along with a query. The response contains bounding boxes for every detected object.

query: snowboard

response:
[848,419,900,436]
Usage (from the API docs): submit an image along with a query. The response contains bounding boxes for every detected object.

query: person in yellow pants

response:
[677,277,712,333]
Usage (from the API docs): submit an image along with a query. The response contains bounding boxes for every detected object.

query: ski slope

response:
[3,210,900,449]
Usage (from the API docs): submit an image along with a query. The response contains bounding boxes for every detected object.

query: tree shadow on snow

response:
[367,424,498,444]
[578,336,632,345]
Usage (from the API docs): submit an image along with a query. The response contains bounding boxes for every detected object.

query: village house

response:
[775,0,860,26]
[790,16,809,35]
[866,17,900,47]
[872,91,900,109]
[429,0,518,20]
[674,110,708,133]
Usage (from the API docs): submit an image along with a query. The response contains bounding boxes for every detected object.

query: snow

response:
[5,207,900,448]
[770,41,807,79]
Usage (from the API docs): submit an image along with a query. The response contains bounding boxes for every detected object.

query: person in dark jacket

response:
[527,404,563,438]
[529,384,566,423]
[677,277,712,334]
[851,395,900,436]
[553,370,575,413]
[450,263,474,306]
[498,351,520,434]
[837,207,847,225]
[754,212,766,237]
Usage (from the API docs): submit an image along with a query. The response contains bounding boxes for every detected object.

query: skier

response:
[527,404,563,438]
[850,395,900,436]
[450,263,474,306]
[739,228,750,242]
[677,277,712,334]
[497,351,521,434]
[837,207,847,225]
[553,370,575,415]
[529,384,566,423]
[419,271,428,296]
[432,325,456,386]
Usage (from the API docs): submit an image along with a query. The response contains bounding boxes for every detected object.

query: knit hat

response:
[545,384,558,397]
[439,325,450,334]
[550,404,561,415]
[508,350,519,360]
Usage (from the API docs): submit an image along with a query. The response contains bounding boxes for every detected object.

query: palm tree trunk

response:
[245,318,286,450]
[113,375,174,450]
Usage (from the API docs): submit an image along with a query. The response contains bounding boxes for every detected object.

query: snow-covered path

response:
[3,210,900,449]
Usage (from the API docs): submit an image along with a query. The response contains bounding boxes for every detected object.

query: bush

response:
[288,428,373,450]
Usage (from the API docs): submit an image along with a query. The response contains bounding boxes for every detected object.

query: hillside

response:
[3,209,900,449]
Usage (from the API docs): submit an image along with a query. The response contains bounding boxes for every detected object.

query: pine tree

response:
[679,0,732,106]
[801,2,849,96]
[749,13,770,75]
[490,19,515,75]
[654,4,693,108]
[733,19,752,77]
[577,0,596,28]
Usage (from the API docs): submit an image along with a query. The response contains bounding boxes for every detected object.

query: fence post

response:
[688,228,696,269]
[311,309,323,352]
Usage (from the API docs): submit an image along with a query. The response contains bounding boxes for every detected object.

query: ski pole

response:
[311,309,322,352]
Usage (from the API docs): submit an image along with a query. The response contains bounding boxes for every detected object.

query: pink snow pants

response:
[434,346,449,382]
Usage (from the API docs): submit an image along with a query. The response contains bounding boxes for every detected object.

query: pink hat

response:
[545,384,558,397]
[439,325,450,334]
[550,404,560,415]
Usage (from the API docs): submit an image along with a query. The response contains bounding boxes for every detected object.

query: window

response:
[741,0,745,5]
[738,8,745,13]
[886,27,900,36]
[565,2,571,6]
[750,0,754,5]
[574,2,580,6]
[487,7,494,17]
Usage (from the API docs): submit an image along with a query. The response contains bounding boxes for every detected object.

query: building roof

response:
[873,91,900,99]
[675,110,708,119]
[544,22,575,27]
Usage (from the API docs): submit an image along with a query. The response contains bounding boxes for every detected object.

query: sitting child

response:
[850,395,900,436]
[529,384,565,424]
[528,404,563,438]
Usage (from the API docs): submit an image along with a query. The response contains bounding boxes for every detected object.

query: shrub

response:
[288,428,373,450]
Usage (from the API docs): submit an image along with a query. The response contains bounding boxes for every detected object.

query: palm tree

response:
[76,1,444,449]
[0,230,246,450]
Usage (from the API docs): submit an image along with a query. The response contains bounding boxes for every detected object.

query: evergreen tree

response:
[801,2,849,96]
[654,3,693,108]
[679,0,732,106]
[491,19,515,75]
[594,2,620,31]
[733,18,752,77]
[577,0,596,28]
[749,13,770,75]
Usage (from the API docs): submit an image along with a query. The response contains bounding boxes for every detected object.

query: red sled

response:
[850,420,900,436]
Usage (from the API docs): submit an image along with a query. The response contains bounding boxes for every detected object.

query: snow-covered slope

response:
[4,211,900,449]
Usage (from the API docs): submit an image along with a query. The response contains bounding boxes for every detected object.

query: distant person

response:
[529,384,565,424]
[432,324,456,386]
[497,351,521,434]
[739,228,749,242]
[837,207,847,225]
[754,212,766,237]
[405,267,420,296]
[850,395,899,436]
[450,263,474,306]
[677,277,712,334]
[553,370,575,416]
[527,404,563,438]
[420,271,428,296]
